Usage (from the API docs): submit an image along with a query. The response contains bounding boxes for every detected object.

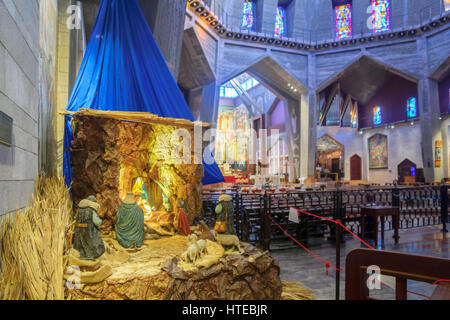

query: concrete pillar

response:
[200,82,220,126]
[39,0,58,175]
[288,0,308,41]
[306,54,317,177]
[417,37,442,182]
[56,0,73,174]
[188,88,204,121]
[227,0,245,32]
[284,98,301,181]
[256,0,278,35]
[418,77,442,182]
[138,0,188,80]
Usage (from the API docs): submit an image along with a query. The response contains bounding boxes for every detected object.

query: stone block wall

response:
[0,0,40,216]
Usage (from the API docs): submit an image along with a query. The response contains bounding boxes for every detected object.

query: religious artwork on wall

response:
[435,140,442,168]
[368,134,388,169]
[335,3,352,39]
[242,0,255,31]
[445,0,450,12]
[215,105,250,168]
[275,6,287,37]
[372,0,391,33]
[316,134,344,177]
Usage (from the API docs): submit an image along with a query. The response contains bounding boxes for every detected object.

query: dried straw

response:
[0,175,74,300]
[281,280,316,300]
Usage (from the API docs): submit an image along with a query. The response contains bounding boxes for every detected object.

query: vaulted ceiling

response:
[319,56,417,106]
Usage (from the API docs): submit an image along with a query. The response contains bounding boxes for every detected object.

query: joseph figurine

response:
[115,192,145,249]
[73,196,106,260]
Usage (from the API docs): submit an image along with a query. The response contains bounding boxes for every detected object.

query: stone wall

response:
[187,1,450,182]
[0,0,40,216]
[217,0,444,41]
[318,123,424,184]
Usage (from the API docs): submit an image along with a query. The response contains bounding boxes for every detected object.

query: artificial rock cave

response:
[69,111,205,233]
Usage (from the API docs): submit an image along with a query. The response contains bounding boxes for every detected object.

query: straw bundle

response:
[281,280,316,300]
[0,175,74,300]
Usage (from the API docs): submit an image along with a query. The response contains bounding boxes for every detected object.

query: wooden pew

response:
[346,249,450,300]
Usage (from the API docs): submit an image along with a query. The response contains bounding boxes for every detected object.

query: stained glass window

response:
[275,6,287,37]
[372,0,391,33]
[373,106,382,125]
[445,0,450,12]
[220,87,238,98]
[335,4,352,39]
[242,0,255,31]
[407,97,417,118]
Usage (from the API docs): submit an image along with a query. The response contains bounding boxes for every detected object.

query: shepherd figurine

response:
[73,196,106,260]
[214,191,236,235]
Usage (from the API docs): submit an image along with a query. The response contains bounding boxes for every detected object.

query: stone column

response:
[188,87,204,121]
[306,54,317,178]
[200,82,220,126]
[138,0,188,80]
[417,37,442,182]
[256,0,278,35]
[418,77,442,182]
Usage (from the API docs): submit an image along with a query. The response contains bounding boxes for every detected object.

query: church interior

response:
[0,0,450,302]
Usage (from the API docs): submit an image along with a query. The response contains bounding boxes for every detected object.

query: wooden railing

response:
[201,185,449,250]
[345,249,450,300]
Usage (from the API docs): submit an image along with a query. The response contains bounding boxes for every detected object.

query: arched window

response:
[373,106,382,125]
[242,0,256,31]
[275,6,287,37]
[372,0,391,33]
[334,3,352,39]
[407,97,417,118]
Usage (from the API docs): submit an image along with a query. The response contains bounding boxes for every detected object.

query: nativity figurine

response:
[174,194,191,236]
[214,192,236,235]
[115,192,145,249]
[73,196,106,260]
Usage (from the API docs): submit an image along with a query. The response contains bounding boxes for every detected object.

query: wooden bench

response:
[346,249,450,300]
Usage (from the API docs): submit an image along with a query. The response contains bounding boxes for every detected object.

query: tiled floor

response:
[271,225,450,300]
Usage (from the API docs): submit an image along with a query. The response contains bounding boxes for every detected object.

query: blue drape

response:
[63,0,224,187]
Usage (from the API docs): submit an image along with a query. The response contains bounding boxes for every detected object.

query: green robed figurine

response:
[214,191,236,235]
[115,192,145,249]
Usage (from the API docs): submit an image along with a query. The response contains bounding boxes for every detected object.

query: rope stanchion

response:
[267,214,344,274]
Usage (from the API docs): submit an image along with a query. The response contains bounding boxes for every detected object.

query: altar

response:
[250,175,283,188]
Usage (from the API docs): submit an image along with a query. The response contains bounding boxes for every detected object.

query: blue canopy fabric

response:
[63,0,224,187]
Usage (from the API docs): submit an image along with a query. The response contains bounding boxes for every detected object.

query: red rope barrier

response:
[270,196,374,249]
[264,194,433,299]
